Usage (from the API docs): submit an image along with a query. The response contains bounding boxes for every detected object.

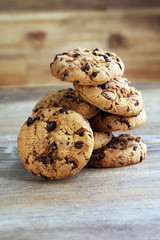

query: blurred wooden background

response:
[0,0,160,87]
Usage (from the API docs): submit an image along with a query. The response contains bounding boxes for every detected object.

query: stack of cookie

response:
[17,48,147,180]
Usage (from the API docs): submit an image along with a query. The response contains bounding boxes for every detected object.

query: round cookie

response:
[87,134,147,168]
[17,107,94,180]
[93,132,113,150]
[33,88,100,119]
[90,110,146,132]
[50,47,124,85]
[75,78,143,116]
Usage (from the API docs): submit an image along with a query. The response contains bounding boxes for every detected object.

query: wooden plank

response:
[0,8,160,87]
[0,0,160,11]
[0,82,160,239]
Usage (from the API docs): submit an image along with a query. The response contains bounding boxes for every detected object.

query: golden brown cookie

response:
[33,88,100,119]
[50,48,124,85]
[87,134,147,168]
[17,107,94,180]
[93,132,112,150]
[75,78,143,116]
[90,110,146,132]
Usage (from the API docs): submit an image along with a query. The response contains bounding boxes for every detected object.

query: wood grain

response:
[0,82,160,240]
[0,8,160,87]
[0,0,160,11]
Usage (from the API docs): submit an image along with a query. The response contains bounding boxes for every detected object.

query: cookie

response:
[17,107,94,180]
[33,88,100,119]
[87,134,147,168]
[93,132,112,150]
[90,110,146,132]
[50,48,124,85]
[75,78,143,116]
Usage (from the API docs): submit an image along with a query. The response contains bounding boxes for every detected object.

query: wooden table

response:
[0,82,160,240]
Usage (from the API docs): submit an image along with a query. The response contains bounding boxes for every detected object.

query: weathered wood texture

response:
[0,82,160,240]
[0,0,160,11]
[0,7,160,87]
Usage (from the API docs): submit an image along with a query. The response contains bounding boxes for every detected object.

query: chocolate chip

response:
[46,121,57,131]
[50,62,53,69]
[120,89,124,94]
[106,52,111,56]
[41,113,45,117]
[47,152,53,158]
[127,107,130,112]
[37,157,47,164]
[140,155,143,162]
[34,108,38,113]
[98,53,104,57]
[107,125,112,129]
[121,138,127,143]
[116,57,120,62]
[134,101,139,106]
[118,63,122,70]
[27,117,34,126]
[59,107,68,114]
[54,102,59,107]
[74,53,80,57]
[25,159,29,164]
[75,141,83,149]
[76,127,85,136]
[94,48,99,51]
[130,152,134,156]
[67,141,69,145]
[64,70,68,77]
[34,116,40,121]
[54,54,62,61]
[65,157,78,170]
[135,137,141,142]
[60,57,63,61]
[50,141,57,150]
[71,161,78,170]
[91,72,99,78]
[98,54,109,62]
[105,57,110,62]
[127,137,133,141]
[133,145,138,151]
[84,63,90,72]
[120,119,131,129]
[74,80,80,83]
[101,83,107,89]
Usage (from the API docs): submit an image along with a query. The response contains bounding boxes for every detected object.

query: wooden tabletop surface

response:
[0,82,160,240]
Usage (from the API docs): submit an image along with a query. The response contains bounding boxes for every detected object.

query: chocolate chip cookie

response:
[90,110,146,132]
[50,48,124,85]
[33,88,100,119]
[93,132,112,150]
[17,107,94,180]
[75,78,143,116]
[87,134,147,168]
